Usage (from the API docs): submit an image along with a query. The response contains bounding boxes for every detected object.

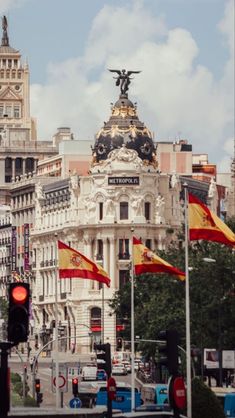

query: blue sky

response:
[1,0,234,172]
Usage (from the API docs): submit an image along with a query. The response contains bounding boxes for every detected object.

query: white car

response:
[134,359,144,371]
[112,364,128,375]
[122,361,131,373]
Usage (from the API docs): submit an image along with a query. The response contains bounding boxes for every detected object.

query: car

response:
[112,364,128,375]
[96,369,107,381]
[122,361,131,373]
[134,359,144,371]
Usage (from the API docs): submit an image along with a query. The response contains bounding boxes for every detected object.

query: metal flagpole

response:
[183,183,192,418]
[130,229,135,411]
[54,236,60,409]
[102,283,104,343]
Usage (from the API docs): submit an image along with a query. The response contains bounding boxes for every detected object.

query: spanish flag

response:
[189,193,235,247]
[58,241,110,287]
[133,237,185,280]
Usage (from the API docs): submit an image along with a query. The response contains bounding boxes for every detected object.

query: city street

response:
[9,352,137,409]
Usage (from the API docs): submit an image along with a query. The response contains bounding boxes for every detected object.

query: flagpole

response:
[183,183,192,418]
[54,236,60,409]
[131,228,135,411]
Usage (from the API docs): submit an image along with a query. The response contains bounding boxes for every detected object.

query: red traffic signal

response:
[35,378,40,393]
[72,378,78,396]
[7,283,30,345]
[11,285,28,304]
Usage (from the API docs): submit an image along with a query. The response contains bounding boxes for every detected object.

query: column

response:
[84,237,92,289]
[12,158,15,180]
[109,238,116,289]
[103,238,109,274]
[22,158,26,176]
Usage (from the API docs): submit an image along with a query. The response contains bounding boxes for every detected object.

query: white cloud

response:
[29,1,234,172]
[0,0,28,14]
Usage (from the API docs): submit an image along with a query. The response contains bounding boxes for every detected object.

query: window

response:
[119,239,130,259]
[90,307,101,328]
[119,270,129,289]
[0,106,3,117]
[13,105,20,118]
[120,202,128,220]
[99,202,103,220]
[6,106,12,117]
[97,239,103,260]
[145,202,151,221]
[145,239,151,249]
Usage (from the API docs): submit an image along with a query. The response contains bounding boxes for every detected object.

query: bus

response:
[96,383,142,412]
[141,383,168,405]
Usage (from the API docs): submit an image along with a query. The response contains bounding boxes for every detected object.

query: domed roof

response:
[92,70,157,167]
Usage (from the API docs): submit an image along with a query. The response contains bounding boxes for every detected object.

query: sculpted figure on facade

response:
[70,174,79,191]
[84,197,96,221]
[170,172,179,189]
[35,182,44,200]
[104,145,142,169]
[208,176,216,198]
[131,194,143,216]
[155,194,165,223]
[105,198,115,216]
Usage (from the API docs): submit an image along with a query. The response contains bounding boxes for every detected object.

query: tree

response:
[191,377,225,418]
[110,233,235,370]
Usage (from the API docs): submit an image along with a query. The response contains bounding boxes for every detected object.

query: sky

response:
[1,0,234,173]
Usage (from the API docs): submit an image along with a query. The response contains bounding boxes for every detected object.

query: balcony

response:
[96,254,103,261]
[118,252,130,260]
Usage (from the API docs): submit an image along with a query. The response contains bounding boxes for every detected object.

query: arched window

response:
[90,307,102,343]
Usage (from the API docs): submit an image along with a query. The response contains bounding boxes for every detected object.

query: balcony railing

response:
[118,252,130,260]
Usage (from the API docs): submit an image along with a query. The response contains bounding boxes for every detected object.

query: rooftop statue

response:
[1,15,9,46]
[109,69,141,95]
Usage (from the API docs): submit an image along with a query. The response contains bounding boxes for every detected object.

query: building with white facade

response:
[30,74,183,354]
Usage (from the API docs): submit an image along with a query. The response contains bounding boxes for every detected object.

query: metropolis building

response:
[30,72,183,354]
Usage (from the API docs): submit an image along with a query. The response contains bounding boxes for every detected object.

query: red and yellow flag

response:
[189,193,235,247]
[133,237,185,280]
[58,241,110,287]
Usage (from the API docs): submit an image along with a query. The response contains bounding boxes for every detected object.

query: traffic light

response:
[158,329,179,375]
[72,377,78,396]
[7,283,30,345]
[35,378,41,393]
[94,343,111,377]
[116,337,123,351]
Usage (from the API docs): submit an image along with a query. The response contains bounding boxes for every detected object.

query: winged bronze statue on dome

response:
[109,69,141,95]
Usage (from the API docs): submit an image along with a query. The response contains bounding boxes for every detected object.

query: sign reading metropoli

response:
[108,177,139,186]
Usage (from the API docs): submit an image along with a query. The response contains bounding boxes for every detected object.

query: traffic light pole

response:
[0,341,13,417]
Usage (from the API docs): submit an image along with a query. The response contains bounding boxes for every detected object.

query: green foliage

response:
[191,378,225,418]
[11,372,21,384]
[24,395,37,407]
[11,372,29,398]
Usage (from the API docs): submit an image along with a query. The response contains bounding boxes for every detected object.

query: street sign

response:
[51,363,68,393]
[69,397,81,408]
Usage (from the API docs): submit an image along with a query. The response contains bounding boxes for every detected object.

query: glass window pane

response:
[120,202,128,220]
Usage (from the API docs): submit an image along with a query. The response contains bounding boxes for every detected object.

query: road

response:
[9,354,141,410]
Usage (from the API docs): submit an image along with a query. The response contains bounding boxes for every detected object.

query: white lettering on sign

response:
[176,389,185,397]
